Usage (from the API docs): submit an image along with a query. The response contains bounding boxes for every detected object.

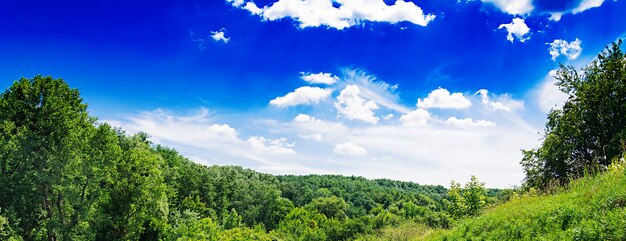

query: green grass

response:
[421,161,626,241]
[359,161,626,241]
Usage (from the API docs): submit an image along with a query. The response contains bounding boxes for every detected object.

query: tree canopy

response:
[521,40,626,189]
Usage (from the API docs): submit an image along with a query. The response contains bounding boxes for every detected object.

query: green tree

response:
[446,181,466,218]
[272,208,329,241]
[463,176,487,216]
[0,76,96,240]
[447,176,486,218]
[94,133,169,240]
[222,209,243,230]
[306,196,349,220]
[522,40,626,189]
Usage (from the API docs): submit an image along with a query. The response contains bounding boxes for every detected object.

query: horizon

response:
[1,0,625,188]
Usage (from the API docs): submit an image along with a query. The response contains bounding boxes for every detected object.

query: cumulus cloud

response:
[536,70,569,113]
[400,108,431,127]
[476,89,524,112]
[294,113,317,123]
[301,72,338,85]
[481,0,534,15]
[417,88,472,109]
[270,86,332,107]
[248,136,296,154]
[335,85,380,124]
[210,29,230,43]
[547,38,583,60]
[445,117,496,128]
[498,18,530,42]
[334,142,368,156]
[243,2,263,15]
[228,0,436,30]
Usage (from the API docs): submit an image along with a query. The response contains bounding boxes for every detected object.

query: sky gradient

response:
[1,0,625,187]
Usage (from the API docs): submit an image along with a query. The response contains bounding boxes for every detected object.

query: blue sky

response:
[1,0,625,187]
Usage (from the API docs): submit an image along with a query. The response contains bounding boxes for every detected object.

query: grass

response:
[360,160,626,240]
[422,161,626,240]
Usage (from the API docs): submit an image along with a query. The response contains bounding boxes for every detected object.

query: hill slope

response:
[421,160,626,240]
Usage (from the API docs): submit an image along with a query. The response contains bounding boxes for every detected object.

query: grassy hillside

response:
[361,159,626,240]
[425,160,626,240]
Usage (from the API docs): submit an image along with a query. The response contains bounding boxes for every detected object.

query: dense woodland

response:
[0,40,624,241]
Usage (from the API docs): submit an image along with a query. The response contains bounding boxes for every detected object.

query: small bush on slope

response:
[423,158,626,241]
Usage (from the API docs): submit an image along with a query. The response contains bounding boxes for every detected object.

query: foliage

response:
[446,176,487,218]
[424,157,626,241]
[306,196,349,220]
[522,40,626,189]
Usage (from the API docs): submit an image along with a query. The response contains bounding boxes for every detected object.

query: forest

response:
[0,41,624,240]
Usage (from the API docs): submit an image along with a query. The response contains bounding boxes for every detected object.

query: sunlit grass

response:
[421,159,626,240]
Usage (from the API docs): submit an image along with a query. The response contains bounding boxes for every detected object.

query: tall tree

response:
[0,76,95,240]
[522,40,626,189]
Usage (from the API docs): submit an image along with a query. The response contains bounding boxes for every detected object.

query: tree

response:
[463,176,487,216]
[522,40,626,189]
[446,181,466,218]
[272,208,329,241]
[94,133,169,240]
[0,76,96,240]
[446,176,486,217]
[306,196,349,220]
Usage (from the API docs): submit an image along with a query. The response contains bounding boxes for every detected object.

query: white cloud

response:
[547,0,606,21]
[547,38,582,61]
[476,89,524,112]
[334,142,368,156]
[573,0,604,14]
[481,0,534,15]
[498,18,530,42]
[248,136,296,154]
[294,113,316,123]
[270,86,332,107]
[445,117,496,128]
[229,0,436,30]
[536,70,569,113]
[335,85,380,124]
[210,29,230,43]
[301,72,338,85]
[105,108,316,174]
[400,108,431,127]
[300,133,323,141]
[207,123,239,138]
[243,2,263,15]
[417,88,472,109]
[226,0,245,7]
[268,113,540,187]
[340,69,411,114]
